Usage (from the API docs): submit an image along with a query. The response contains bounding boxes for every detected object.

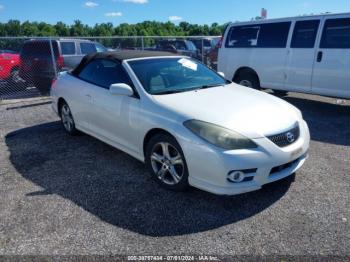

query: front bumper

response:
[179,120,310,195]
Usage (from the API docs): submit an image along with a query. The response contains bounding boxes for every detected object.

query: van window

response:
[60,42,76,55]
[258,22,291,47]
[21,40,59,57]
[80,42,97,54]
[320,18,350,49]
[226,25,260,47]
[291,20,320,48]
[226,22,291,48]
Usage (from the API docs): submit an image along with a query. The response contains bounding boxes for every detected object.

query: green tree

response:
[0,19,226,38]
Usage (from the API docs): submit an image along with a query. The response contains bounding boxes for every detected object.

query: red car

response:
[0,50,20,82]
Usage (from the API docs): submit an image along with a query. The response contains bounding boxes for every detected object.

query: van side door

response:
[219,22,291,89]
[311,15,350,99]
[284,19,321,92]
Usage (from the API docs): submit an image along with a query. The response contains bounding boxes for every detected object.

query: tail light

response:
[57,55,64,69]
[51,77,58,88]
[0,54,13,60]
[217,36,224,49]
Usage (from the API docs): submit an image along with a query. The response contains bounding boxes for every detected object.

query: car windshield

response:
[128,57,227,95]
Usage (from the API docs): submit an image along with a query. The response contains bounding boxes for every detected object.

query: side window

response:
[80,42,97,54]
[291,20,320,48]
[21,41,59,57]
[95,43,107,53]
[258,22,291,48]
[175,41,187,50]
[78,60,99,84]
[226,25,260,47]
[60,42,76,55]
[320,18,350,49]
[186,41,197,51]
[78,59,133,89]
[226,22,291,48]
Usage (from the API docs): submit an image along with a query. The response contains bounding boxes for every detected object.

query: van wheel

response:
[273,90,288,97]
[235,70,260,90]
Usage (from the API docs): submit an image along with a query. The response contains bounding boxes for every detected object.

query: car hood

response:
[152,84,301,139]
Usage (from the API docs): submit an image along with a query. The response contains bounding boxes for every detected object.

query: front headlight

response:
[184,120,257,150]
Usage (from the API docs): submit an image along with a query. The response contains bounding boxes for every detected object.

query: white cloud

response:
[0,5,4,10]
[169,15,183,22]
[105,11,123,17]
[122,0,148,4]
[84,1,99,8]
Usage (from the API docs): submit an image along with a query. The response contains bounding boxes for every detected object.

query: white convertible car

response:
[51,51,310,195]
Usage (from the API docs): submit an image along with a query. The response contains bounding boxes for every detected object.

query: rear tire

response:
[34,78,52,96]
[60,101,78,135]
[9,68,21,84]
[234,69,260,90]
[145,133,190,192]
[6,68,27,91]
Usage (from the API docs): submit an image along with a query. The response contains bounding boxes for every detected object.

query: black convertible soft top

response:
[71,50,178,76]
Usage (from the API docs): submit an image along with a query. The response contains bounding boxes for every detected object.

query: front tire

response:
[234,69,260,90]
[146,134,189,191]
[60,102,78,135]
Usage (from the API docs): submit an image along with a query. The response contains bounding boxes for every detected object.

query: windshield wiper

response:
[152,89,189,95]
[194,83,224,90]
[152,82,230,95]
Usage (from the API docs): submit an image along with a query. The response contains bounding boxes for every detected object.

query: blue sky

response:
[0,0,349,25]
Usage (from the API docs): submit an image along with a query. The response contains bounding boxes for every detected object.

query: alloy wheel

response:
[61,104,74,132]
[239,79,253,88]
[10,69,22,83]
[150,142,185,185]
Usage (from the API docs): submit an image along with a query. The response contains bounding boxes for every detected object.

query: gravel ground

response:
[0,92,349,258]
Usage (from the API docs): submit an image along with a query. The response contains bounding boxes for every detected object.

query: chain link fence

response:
[0,36,221,101]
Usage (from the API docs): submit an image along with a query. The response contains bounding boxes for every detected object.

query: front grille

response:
[267,124,300,148]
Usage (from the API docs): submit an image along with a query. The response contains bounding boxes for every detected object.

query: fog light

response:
[227,171,245,183]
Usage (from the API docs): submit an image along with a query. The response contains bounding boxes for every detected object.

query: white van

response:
[218,13,350,99]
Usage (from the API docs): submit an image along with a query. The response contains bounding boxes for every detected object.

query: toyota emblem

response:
[286,132,295,143]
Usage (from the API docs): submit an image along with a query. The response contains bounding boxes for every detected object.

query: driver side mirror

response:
[218,72,225,78]
[109,83,134,96]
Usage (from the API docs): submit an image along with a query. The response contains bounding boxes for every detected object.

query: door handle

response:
[317,51,323,62]
[85,94,91,99]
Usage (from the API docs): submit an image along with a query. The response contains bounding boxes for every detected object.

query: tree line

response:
[0,20,227,37]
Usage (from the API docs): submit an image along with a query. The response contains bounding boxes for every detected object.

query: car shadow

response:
[5,121,293,237]
[282,96,350,146]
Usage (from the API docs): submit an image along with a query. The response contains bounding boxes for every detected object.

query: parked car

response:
[51,50,310,195]
[218,12,350,99]
[149,39,200,60]
[190,37,221,67]
[205,37,222,70]
[0,50,21,83]
[189,38,214,54]
[19,39,107,95]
